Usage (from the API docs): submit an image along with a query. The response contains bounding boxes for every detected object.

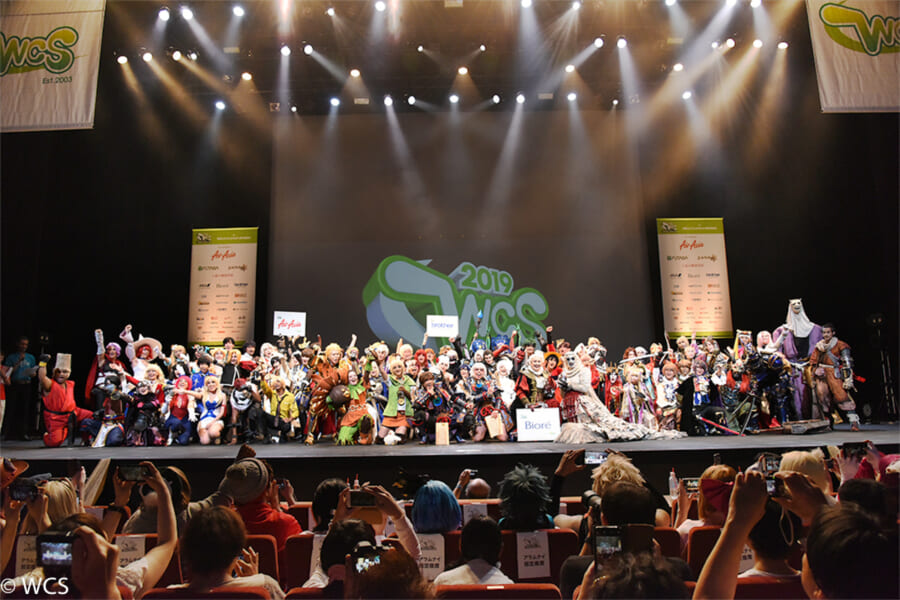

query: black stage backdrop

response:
[2,9,898,416]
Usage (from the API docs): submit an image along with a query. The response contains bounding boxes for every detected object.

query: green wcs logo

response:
[819,2,900,56]
[0,26,79,76]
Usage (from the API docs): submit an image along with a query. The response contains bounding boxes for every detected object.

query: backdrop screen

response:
[271,110,655,351]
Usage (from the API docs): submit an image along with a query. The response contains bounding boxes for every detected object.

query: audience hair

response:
[837,479,892,523]
[585,552,689,599]
[460,516,503,565]
[780,450,832,494]
[180,506,245,576]
[411,480,462,534]
[498,463,552,521]
[311,478,348,532]
[320,519,376,571]
[698,464,736,521]
[599,482,656,527]
[592,454,646,496]
[747,499,800,561]
[47,513,107,539]
[346,546,433,599]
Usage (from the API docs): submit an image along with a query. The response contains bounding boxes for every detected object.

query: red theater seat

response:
[246,534,279,582]
[684,576,808,599]
[685,526,721,576]
[142,586,271,599]
[654,527,681,558]
[497,529,578,585]
[435,583,562,599]
[285,588,327,599]
[283,533,316,590]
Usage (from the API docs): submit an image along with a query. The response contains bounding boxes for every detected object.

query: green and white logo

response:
[0,26,79,76]
[363,255,549,347]
[819,2,900,56]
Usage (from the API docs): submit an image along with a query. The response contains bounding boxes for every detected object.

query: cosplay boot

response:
[358,416,374,445]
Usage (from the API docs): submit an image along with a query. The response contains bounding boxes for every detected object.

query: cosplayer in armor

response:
[677,359,727,436]
[411,371,449,444]
[773,299,823,419]
[162,376,197,446]
[655,362,681,431]
[336,368,376,445]
[39,354,93,447]
[808,323,860,430]
[84,330,127,411]
[620,366,657,429]
[81,373,127,447]
[124,380,164,446]
[466,362,510,442]
[379,357,417,443]
[305,343,348,444]
[228,378,263,443]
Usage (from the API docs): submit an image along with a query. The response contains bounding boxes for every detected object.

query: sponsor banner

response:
[657,218,733,339]
[1,0,106,132]
[806,0,900,112]
[273,311,307,337]
[188,227,258,346]
[516,407,561,442]
[425,315,459,338]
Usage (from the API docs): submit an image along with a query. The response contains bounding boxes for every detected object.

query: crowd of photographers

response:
[0,440,897,599]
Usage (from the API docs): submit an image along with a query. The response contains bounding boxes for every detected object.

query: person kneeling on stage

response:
[38,353,93,447]
[677,359,728,436]
[81,374,128,447]
[259,374,301,443]
[162,376,198,446]
[230,377,265,444]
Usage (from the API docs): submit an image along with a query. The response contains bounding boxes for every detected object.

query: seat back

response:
[285,588,326,599]
[142,586,271,599]
[435,583,562,599]
[246,534,279,582]
[113,534,182,586]
[283,533,316,590]
[497,529,578,585]
[286,503,312,531]
[653,527,681,558]
[734,576,808,599]
[685,526,721,576]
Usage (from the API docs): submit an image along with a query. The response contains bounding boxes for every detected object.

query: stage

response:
[4,423,897,503]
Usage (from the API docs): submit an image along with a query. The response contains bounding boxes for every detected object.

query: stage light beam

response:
[384,95,393,106]
[458,66,468,75]
[327,7,335,16]
[521,0,532,8]
[241,71,252,81]
[181,6,193,20]
[375,1,386,12]
[304,44,313,55]
[516,93,525,104]
[281,45,291,57]
[215,100,226,110]
[330,97,340,107]
[449,94,459,104]
[233,5,245,17]
[565,64,575,73]
[142,51,153,62]
[617,37,627,49]
[753,39,763,48]
[673,62,684,72]
[117,55,128,65]
[778,41,789,49]
[350,68,361,78]
[567,92,577,101]
[158,7,170,21]
[407,96,416,105]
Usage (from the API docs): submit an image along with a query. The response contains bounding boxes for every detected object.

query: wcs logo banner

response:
[0,27,79,76]
[819,2,900,56]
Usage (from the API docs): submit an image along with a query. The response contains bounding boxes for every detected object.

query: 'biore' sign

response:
[273,311,307,337]
[515,408,561,442]
[426,315,458,338]
[363,256,549,348]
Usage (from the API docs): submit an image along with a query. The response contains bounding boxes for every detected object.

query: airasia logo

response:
[679,240,704,251]
[211,249,236,261]
[278,318,303,330]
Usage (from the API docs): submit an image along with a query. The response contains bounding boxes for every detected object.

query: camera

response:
[766,477,786,497]
[349,490,376,508]
[350,541,388,573]
[582,490,603,512]
[681,477,701,493]
[9,480,39,501]
[37,532,74,578]
[118,464,149,482]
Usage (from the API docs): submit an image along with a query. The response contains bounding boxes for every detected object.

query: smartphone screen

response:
[585,451,608,465]
[593,525,622,562]
[763,456,780,476]
[681,477,700,493]
[9,482,35,501]
[118,465,146,481]
[349,490,376,507]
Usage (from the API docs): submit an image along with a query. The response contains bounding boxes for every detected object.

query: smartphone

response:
[681,477,701,493]
[350,541,386,573]
[349,490,376,507]
[585,451,608,465]
[762,455,781,476]
[841,441,868,459]
[593,525,622,562]
[713,453,722,465]
[766,477,786,497]
[277,478,288,489]
[8,481,38,502]
[118,465,147,481]
[37,533,74,578]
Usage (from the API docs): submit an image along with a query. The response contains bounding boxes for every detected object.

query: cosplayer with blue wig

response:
[411,480,462,534]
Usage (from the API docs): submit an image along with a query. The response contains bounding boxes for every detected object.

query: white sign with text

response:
[516,408,561,442]
[273,311,307,337]
[516,531,550,579]
[426,315,459,338]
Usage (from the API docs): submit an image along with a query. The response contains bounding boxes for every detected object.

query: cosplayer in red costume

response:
[39,354,92,447]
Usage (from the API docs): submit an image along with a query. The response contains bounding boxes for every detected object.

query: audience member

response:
[344,543,434,599]
[498,463,554,530]
[837,478,893,523]
[780,450,833,494]
[304,518,377,595]
[453,468,491,499]
[675,464,736,549]
[310,477,349,533]
[579,553,689,599]
[739,499,801,578]
[433,515,513,585]
[173,505,284,599]
[20,478,79,534]
[411,480,461,534]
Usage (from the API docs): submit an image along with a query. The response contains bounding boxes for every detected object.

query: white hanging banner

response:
[188,228,258,346]
[657,218,733,339]
[1,0,106,132]
[806,0,900,112]
[516,531,550,579]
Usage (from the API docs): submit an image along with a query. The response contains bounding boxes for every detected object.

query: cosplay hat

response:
[470,339,487,355]
[490,335,510,351]
[544,351,561,364]
[0,458,29,490]
[218,457,269,505]
[55,353,72,372]
[134,336,163,358]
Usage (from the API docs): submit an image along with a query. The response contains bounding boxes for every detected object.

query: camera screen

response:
[349,490,376,507]
[40,542,73,567]
[585,451,608,465]
[355,554,381,573]
[9,483,35,501]
[595,535,622,558]
[763,456,780,476]
[766,478,776,494]
[682,478,700,493]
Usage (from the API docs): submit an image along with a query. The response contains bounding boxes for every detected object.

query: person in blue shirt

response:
[2,336,36,440]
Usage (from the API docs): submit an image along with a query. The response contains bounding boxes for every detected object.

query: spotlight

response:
[326,7,335,16]
[233,5,245,17]
[181,6,193,20]
[750,0,761,7]
[612,98,619,106]
[725,38,735,48]
[304,44,313,55]
[291,105,298,113]
[682,90,692,100]
[215,100,226,110]
[158,7,171,21]
[753,39,763,48]
[281,45,291,56]
[521,0,532,8]
[711,41,719,49]
[594,37,604,48]
[516,93,525,104]
[330,97,341,107]
[777,41,789,50]
[142,51,153,62]
[350,68,361,78]
[617,37,627,49]
[449,94,459,104]
[189,51,198,60]
[567,92,577,101]
[241,71,252,81]
[407,96,416,105]
[565,64,575,73]
[480,44,486,52]
[458,66,468,75]
[117,54,128,65]
[726,0,737,7]
[665,0,676,5]
[572,1,581,9]
[172,50,182,61]
[672,62,683,72]
[492,94,500,104]
[384,95,393,106]
[375,1,386,12]
[417,45,424,52]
